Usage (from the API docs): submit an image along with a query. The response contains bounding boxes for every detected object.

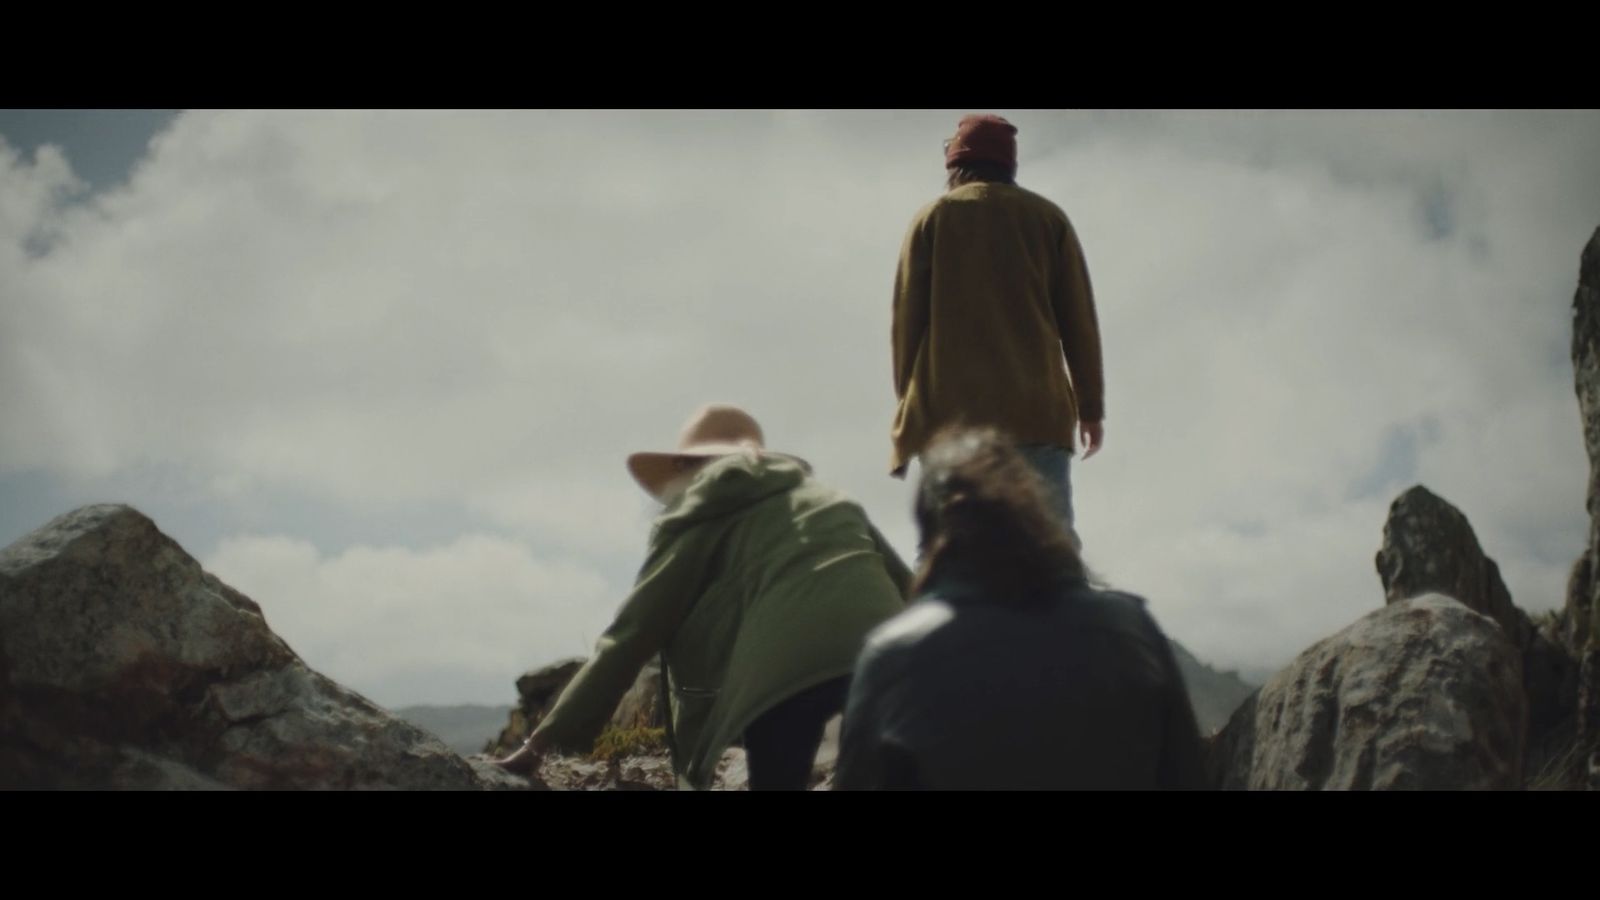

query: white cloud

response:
[3,110,1598,699]
[204,532,618,707]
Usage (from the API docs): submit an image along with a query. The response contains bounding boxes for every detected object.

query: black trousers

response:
[742,676,852,791]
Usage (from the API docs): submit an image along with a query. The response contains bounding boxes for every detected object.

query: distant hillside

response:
[1171,643,1259,735]
[393,704,514,756]
[1234,665,1282,688]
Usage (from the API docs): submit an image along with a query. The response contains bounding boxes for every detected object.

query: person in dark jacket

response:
[835,427,1207,791]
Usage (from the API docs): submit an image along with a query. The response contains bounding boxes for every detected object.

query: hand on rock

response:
[494,739,545,777]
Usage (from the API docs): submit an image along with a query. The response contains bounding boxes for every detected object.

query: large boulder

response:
[1207,594,1525,790]
[0,505,522,790]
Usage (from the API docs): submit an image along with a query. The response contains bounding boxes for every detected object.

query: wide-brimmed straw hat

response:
[626,404,811,499]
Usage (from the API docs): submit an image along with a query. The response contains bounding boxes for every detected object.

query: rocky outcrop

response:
[1376,486,1530,644]
[484,656,665,758]
[483,658,585,756]
[1375,485,1577,741]
[0,505,521,790]
[611,657,666,730]
[1568,225,1600,788]
[1207,594,1525,790]
[529,746,751,791]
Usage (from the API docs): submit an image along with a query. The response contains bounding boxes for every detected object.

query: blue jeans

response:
[1015,443,1081,552]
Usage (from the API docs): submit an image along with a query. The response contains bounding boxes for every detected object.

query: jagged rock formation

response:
[0,505,522,790]
[1376,485,1578,748]
[1376,486,1530,643]
[1567,225,1600,789]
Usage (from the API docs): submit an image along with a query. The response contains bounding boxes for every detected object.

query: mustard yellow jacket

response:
[891,181,1105,473]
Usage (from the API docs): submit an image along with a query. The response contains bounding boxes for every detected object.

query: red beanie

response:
[945,114,1018,171]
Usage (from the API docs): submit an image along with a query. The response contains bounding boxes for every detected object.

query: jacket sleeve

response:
[1051,217,1106,424]
[892,211,934,400]
[531,527,711,753]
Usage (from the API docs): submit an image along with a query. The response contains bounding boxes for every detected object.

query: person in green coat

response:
[494,404,912,790]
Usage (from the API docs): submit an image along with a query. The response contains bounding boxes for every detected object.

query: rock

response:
[484,655,665,757]
[1375,484,1578,742]
[1566,556,1592,662]
[1376,485,1531,646]
[515,660,588,710]
[0,504,510,790]
[616,754,676,790]
[521,746,748,791]
[1524,627,1581,744]
[465,757,544,791]
[714,748,750,791]
[1568,226,1600,779]
[611,656,666,730]
[1206,594,1525,790]
[1204,691,1259,791]
[483,658,585,756]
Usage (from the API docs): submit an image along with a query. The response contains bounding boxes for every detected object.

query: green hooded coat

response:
[531,450,911,788]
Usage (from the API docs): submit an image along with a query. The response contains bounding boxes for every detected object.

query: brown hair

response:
[911,427,1088,604]
[946,161,1017,191]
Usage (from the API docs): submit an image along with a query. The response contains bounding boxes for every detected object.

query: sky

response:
[2,108,1596,707]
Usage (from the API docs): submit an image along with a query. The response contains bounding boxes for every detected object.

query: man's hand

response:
[1079,420,1104,460]
[493,736,546,777]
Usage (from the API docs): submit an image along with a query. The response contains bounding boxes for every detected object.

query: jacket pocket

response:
[673,684,720,698]
[668,682,720,758]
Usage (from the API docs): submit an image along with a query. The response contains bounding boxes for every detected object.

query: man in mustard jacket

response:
[495,405,910,790]
[891,113,1106,550]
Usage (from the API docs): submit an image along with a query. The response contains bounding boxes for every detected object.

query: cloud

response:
[3,110,1598,698]
[204,532,619,707]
